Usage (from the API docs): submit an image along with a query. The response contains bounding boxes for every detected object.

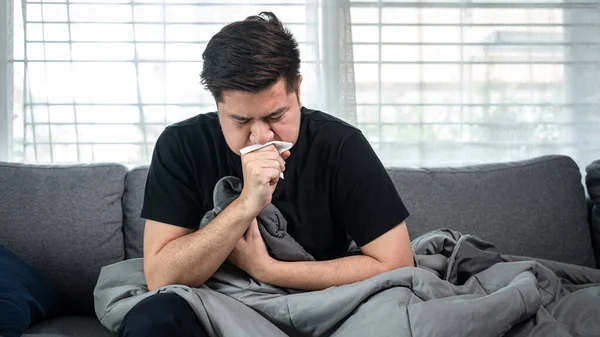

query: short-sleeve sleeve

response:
[140,127,202,229]
[334,130,410,247]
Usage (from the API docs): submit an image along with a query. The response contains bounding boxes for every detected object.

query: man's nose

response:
[249,121,274,145]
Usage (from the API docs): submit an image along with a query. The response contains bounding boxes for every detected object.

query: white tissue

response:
[239,141,293,179]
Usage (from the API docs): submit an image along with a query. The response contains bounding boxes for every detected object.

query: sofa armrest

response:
[589,203,600,269]
[586,159,600,268]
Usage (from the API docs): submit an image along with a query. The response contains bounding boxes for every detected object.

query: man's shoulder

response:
[159,111,221,142]
[166,111,220,132]
[302,107,356,129]
[153,111,224,157]
[301,107,361,141]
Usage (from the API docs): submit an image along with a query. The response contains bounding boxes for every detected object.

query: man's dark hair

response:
[200,12,301,103]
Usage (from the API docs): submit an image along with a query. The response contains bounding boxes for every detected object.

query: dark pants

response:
[118,293,209,337]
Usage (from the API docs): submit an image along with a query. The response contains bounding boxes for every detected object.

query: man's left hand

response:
[227,218,274,281]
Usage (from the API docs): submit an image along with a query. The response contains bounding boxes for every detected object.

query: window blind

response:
[6,0,600,170]
[349,0,600,168]
[9,0,318,165]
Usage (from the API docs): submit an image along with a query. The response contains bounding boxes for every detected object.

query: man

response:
[119,12,414,337]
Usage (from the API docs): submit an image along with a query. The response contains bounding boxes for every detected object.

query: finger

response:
[259,159,285,173]
[277,154,286,172]
[242,146,274,160]
[250,219,261,239]
[250,218,259,232]
[250,145,279,156]
[233,236,245,249]
[244,158,285,174]
[244,220,257,240]
[263,144,280,153]
[281,150,291,160]
[256,154,285,172]
[260,168,280,185]
[268,167,281,179]
[244,149,284,163]
[245,164,281,187]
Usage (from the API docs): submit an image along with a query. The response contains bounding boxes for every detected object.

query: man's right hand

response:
[144,145,290,290]
[238,145,289,217]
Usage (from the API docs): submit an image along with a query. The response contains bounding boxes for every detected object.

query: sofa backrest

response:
[0,162,127,316]
[123,155,596,268]
[388,155,595,268]
[123,167,149,259]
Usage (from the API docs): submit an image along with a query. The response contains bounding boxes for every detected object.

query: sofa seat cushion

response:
[0,163,128,316]
[387,155,595,268]
[23,316,114,337]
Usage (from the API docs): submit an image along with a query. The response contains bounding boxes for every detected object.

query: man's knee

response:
[118,292,207,337]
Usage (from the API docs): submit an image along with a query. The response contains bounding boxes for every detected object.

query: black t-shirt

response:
[141,107,409,261]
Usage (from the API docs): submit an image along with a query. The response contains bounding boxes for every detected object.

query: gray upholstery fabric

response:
[24,316,114,337]
[586,159,600,268]
[123,157,595,267]
[3,155,596,336]
[122,167,149,259]
[0,162,127,315]
[388,155,595,268]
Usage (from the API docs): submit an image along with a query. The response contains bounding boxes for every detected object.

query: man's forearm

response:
[146,198,253,290]
[262,255,414,291]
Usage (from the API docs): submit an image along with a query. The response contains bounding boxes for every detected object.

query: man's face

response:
[218,76,302,155]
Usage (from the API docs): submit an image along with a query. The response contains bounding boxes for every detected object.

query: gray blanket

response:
[94,178,600,336]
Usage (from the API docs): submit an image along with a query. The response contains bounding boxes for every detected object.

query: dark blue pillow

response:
[0,243,62,337]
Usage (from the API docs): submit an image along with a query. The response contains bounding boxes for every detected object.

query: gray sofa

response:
[0,154,598,337]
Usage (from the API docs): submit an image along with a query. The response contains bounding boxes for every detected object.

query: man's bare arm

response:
[256,222,414,291]
[264,255,400,291]
[143,198,253,291]
[143,146,287,291]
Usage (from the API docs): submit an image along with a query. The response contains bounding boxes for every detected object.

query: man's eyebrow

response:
[263,106,288,118]
[229,114,251,121]
[228,106,288,121]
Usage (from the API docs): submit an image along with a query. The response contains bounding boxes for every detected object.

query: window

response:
[8,0,320,165]
[349,0,600,168]
[5,0,600,170]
